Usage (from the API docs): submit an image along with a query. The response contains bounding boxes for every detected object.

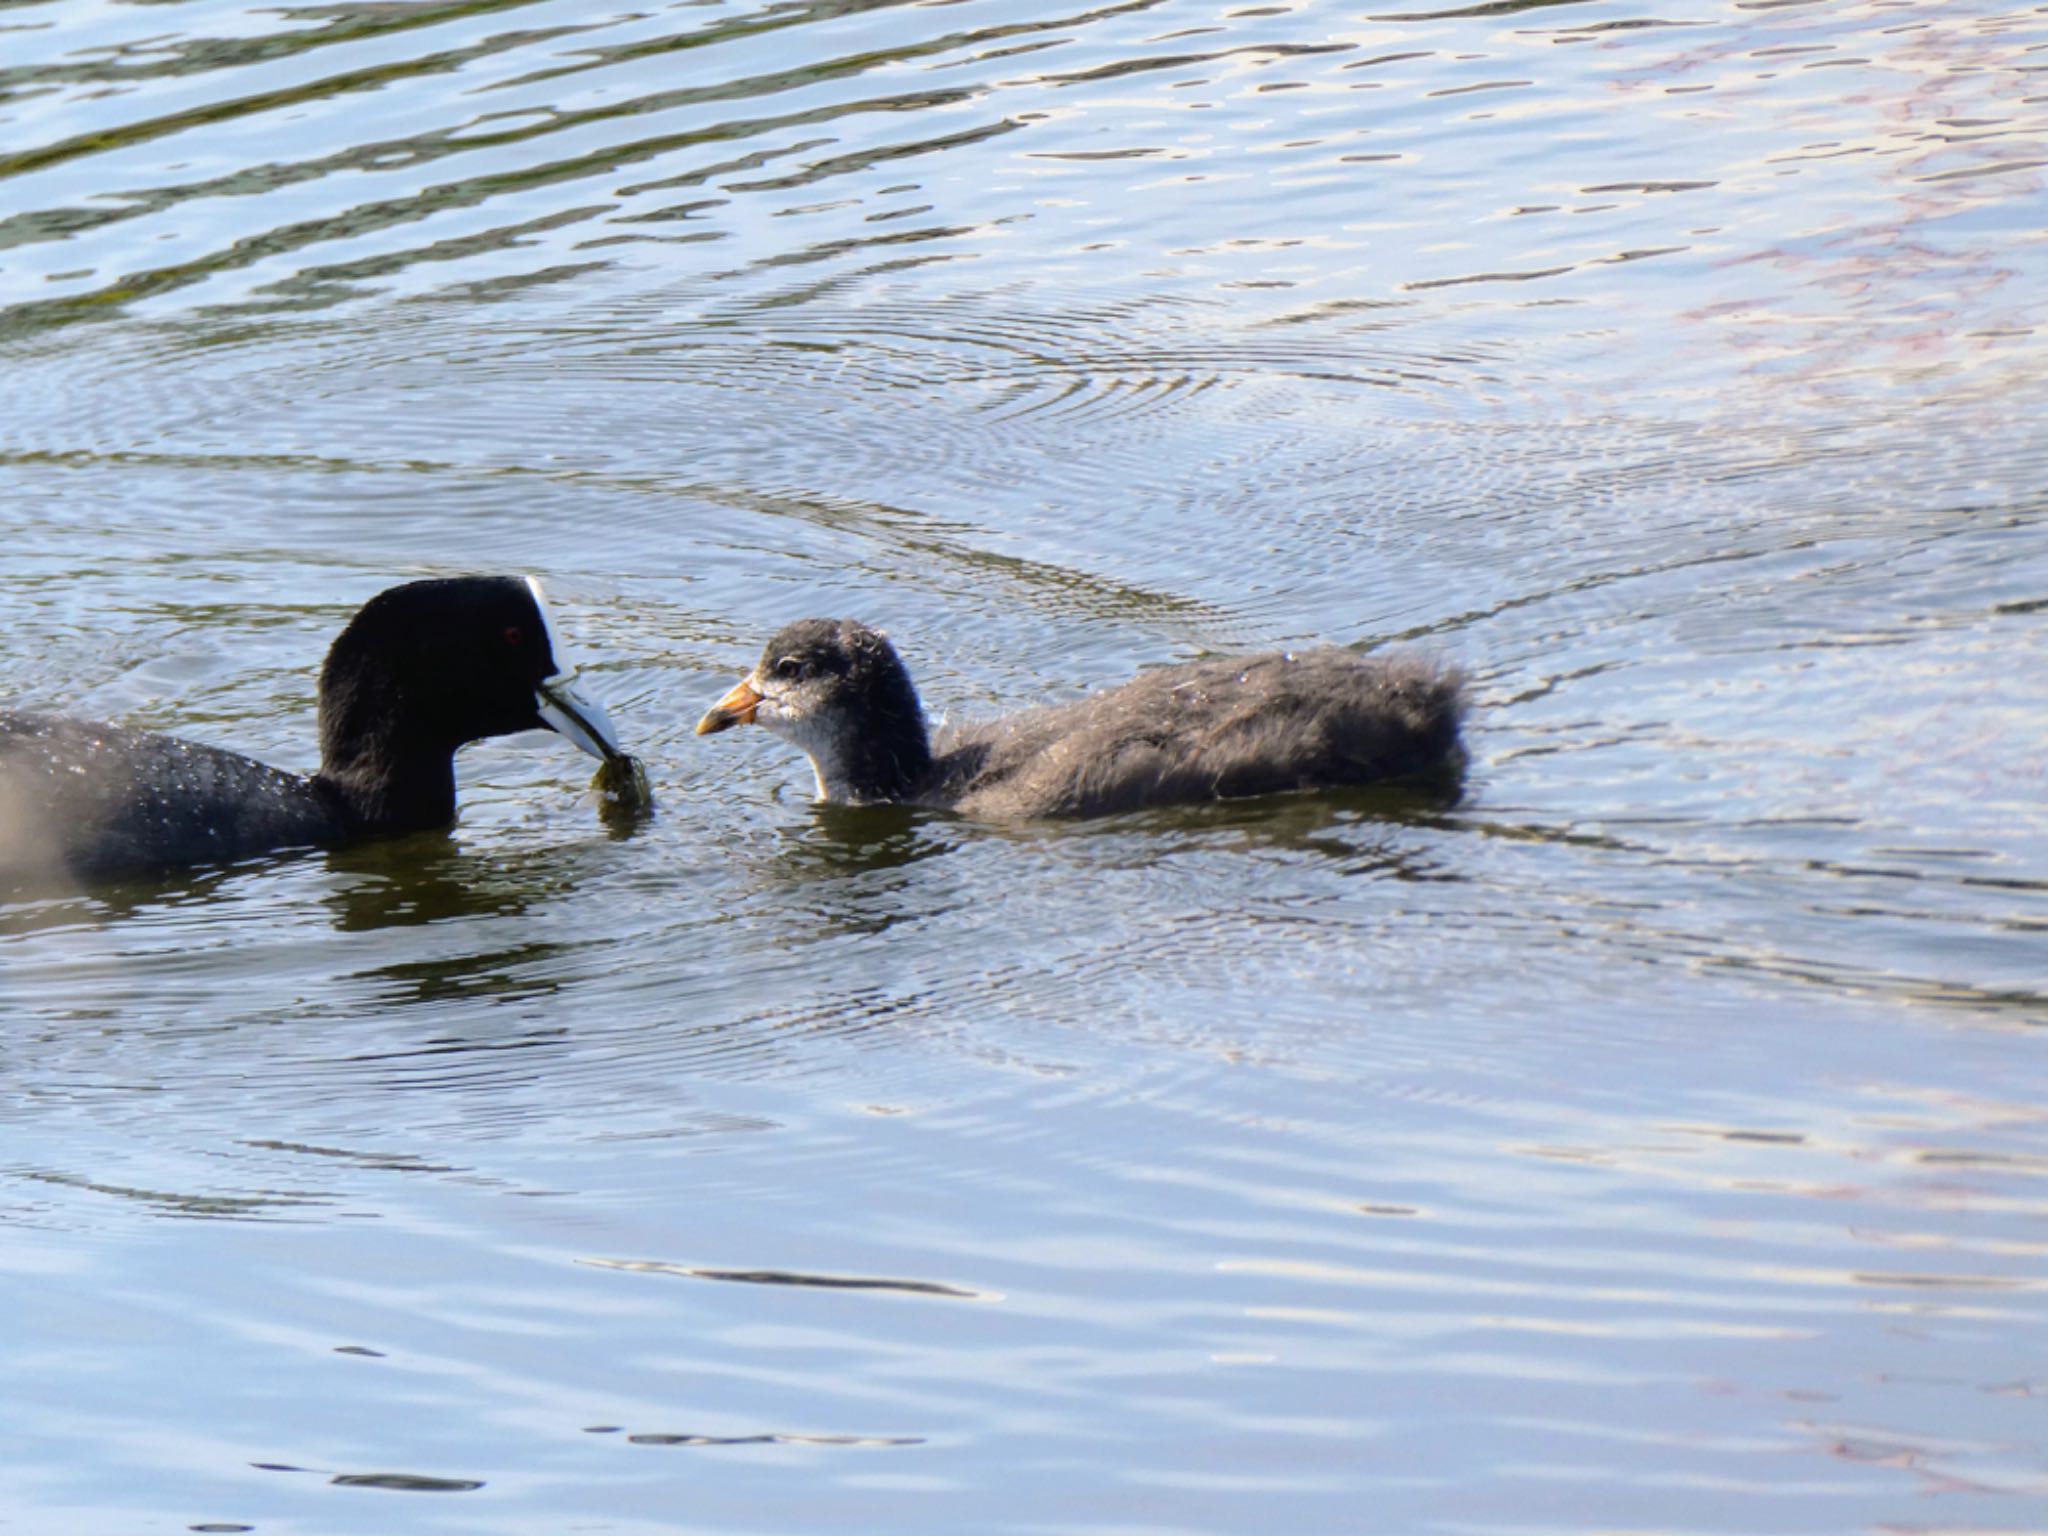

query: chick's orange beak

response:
[696,676,763,735]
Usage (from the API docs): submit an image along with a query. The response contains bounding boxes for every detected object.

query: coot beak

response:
[522,576,626,762]
[696,676,762,735]
[537,673,624,762]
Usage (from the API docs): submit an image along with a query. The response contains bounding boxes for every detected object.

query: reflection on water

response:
[778,801,942,879]
[584,1255,994,1300]
[321,836,550,930]
[3,0,2047,1531]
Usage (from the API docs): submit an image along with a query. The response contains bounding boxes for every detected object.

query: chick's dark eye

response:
[503,626,525,647]
[773,656,802,680]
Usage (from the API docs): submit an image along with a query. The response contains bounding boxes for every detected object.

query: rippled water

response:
[4,0,2047,1530]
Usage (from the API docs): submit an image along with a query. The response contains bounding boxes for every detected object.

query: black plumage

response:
[697,618,1466,819]
[1,576,623,879]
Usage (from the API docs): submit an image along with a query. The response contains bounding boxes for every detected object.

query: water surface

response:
[3,0,2047,1531]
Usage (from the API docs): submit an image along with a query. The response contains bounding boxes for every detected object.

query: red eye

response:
[504,626,525,647]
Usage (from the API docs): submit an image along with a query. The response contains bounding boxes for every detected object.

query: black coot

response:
[1,576,625,877]
[696,618,1465,818]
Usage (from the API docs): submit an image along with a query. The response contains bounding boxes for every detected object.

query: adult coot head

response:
[320,575,620,772]
[1,575,629,879]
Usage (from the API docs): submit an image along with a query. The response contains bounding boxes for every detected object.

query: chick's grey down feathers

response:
[729,618,1465,819]
[936,647,1463,818]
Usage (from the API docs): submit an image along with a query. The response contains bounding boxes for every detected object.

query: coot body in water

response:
[696,618,1465,818]
[1,576,625,878]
